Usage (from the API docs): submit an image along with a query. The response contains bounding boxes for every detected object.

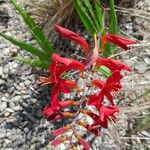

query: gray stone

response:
[0,130,6,139]
[0,44,7,49]
[135,62,147,73]
[0,102,7,112]
[0,67,3,76]
[0,79,5,85]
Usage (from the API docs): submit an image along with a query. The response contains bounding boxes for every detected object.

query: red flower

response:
[38,54,84,101]
[52,125,72,137]
[54,24,89,56]
[75,134,90,150]
[43,100,79,117]
[51,136,68,146]
[47,112,75,122]
[52,53,84,71]
[95,57,131,72]
[101,34,136,50]
[92,105,119,128]
[78,121,100,136]
[90,71,123,106]
[87,94,102,107]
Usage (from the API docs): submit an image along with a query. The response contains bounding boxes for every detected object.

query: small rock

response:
[0,130,6,139]
[4,138,12,145]
[0,67,3,76]
[0,102,7,112]
[144,57,150,65]
[5,108,14,113]
[134,62,147,73]
[4,112,11,117]
[0,44,7,49]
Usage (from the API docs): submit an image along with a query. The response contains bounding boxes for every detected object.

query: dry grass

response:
[26,0,74,37]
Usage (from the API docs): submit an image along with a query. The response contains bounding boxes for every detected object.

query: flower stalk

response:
[38,24,136,149]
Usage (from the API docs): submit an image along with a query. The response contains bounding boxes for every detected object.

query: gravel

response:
[0,3,52,150]
[0,0,150,150]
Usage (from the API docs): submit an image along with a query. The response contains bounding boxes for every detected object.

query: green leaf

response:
[109,0,118,34]
[16,57,49,69]
[0,32,50,62]
[10,0,54,55]
[73,0,98,36]
[83,0,100,31]
[94,0,103,30]
[97,66,111,77]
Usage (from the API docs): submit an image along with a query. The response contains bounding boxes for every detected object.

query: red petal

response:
[96,57,131,72]
[42,106,56,117]
[88,94,103,107]
[48,112,74,122]
[52,53,85,71]
[79,121,100,136]
[82,110,99,121]
[59,100,79,108]
[52,53,72,66]
[52,126,71,136]
[75,134,90,150]
[92,80,105,88]
[102,34,136,50]
[51,85,59,107]
[103,90,114,106]
[54,24,89,55]
[51,137,67,146]
[106,71,122,86]
[64,80,77,88]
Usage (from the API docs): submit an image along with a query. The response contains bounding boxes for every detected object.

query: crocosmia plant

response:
[39,24,136,149]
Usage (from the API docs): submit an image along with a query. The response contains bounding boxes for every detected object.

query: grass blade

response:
[94,0,103,30]
[109,0,118,34]
[73,0,98,36]
[10,0,55,55]
[0,32,50,62]
[83,0,100,31]
[16,57,49,69]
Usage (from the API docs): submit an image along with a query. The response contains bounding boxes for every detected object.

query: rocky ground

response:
[0,0,150,150]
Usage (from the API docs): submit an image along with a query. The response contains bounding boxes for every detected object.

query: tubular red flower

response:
[75,134,90,150]
[95,57,131,72]
[91,71,123,106]
[52,53,85,71]
[54,24,89,55]
[101,34,136,50]
[47,112,74,122]
[52,125,71,137]
[38,54,84,95]
[92,105,119,128]
[51,136,68,146]
[78,121,100,136]
[43,100,79,117]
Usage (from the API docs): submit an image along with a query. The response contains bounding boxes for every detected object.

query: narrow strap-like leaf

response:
[16,57,49,69]
[0,32,50,62]
[83,0,100,31]
[10,0,55,55]
[94,0,103,30]
[109,0,118,34]
[97,66,111,77]
[73,0,98,36]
